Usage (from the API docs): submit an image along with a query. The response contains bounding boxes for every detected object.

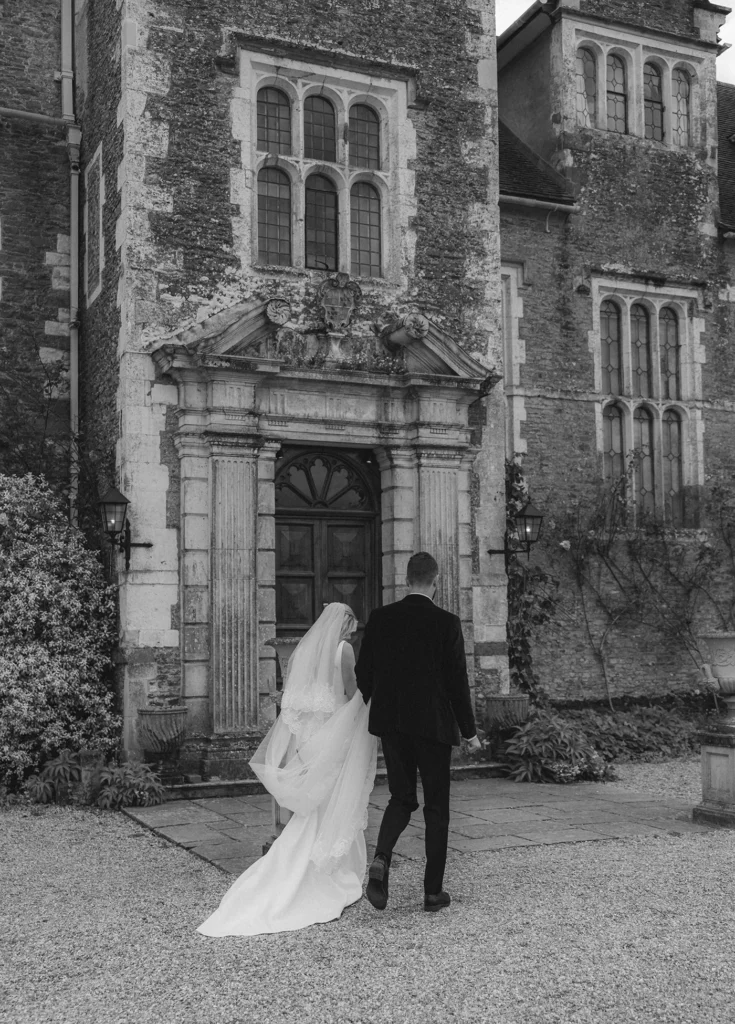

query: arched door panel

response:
[275,449,379,640]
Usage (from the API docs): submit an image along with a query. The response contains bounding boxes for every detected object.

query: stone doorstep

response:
[164,761,506,802]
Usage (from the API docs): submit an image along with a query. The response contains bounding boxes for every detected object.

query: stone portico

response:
[116,296,509,779]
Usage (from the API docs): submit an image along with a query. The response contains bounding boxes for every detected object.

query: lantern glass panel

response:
[99,488,129,537]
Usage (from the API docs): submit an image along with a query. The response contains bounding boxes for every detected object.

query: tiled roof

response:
[498,120,576,206]
[718,82,735,228]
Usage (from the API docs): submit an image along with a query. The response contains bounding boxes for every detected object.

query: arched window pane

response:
[304,96,336,162]
[305,174,338,271]
[350,183,381,277]
[607,54,627,134]
[663,409,684,526]
[349,105,380,169]
[631,304,651,398]
[257,168,291,266]
[672,69,691,147]
[603,404,625,485]
[644,63,664,142]
[601,300,622,395]
[257,88,291,155]
[576,48,597,128]
[633,406,655,515]
[659,308,681,400]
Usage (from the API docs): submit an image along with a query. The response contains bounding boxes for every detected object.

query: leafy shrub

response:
[0,474,120,787]
[23,749,165,809]
[560,706,697,763]
[501,710,616,784]
[96,762,165,809]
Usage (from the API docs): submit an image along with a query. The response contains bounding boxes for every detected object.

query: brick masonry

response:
[0,1,71,482]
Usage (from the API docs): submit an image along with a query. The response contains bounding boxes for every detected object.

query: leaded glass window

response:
[276,454,374,511]
[601,300,622,395]
[607,54,628,134]
[350,183,381,277]
[257,168,291,266]
[633,406,655,514]
[257,88,291,155]
[603,403,625,484]
[631,304,651,398]
[663,409,684,526]
[576,48,597,128]
[659,307,681,400]
[644,63,664,142]
[305,174,338,271]
[349,104,380,169]
[672,69,691,147]
[304,96,337,162]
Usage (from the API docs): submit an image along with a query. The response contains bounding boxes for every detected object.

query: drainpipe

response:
[61,0,81,521]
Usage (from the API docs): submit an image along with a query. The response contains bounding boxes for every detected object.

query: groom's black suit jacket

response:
[355,594,476,747]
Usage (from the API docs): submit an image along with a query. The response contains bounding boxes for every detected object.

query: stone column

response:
[209,436,261,733]
[175,433,211,736]
[416,448,462,614]
[375,443,417,605]
[257,440,280,729]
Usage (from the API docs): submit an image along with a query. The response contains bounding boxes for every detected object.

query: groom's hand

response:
[464,735,482,752]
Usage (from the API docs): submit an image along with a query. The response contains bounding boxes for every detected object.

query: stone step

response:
[165,760,506,801]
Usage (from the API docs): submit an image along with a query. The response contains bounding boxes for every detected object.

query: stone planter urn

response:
[137,705,188,784]
[693,633,735,828]
[484,693,531,730]
[698,632,735,728]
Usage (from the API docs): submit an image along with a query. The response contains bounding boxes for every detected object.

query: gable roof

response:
[499,120,577,206]
[718,81,735,228]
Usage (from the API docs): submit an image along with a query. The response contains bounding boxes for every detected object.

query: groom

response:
[355,552,481,912]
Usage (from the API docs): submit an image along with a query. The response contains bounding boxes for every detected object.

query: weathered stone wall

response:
[89,0,503,771]
[498,0,735,703]
[77,0,124,499]
[579,0,695,37]
[118,0,500,354]
[0,1,70,482]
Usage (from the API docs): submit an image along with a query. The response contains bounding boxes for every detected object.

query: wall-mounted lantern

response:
[488,501,544,564]
[98,487,152,570]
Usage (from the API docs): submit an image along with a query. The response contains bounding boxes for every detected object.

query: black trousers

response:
[375,732,452,896]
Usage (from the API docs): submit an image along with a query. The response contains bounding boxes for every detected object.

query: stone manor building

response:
[2,0,735,777]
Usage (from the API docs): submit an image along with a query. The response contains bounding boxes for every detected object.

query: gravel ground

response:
[2,758,734,1024]
[606,755,702,802]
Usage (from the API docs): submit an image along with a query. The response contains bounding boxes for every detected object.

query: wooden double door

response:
[275,448,380,640]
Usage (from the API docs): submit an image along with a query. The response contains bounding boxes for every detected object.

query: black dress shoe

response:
[424,891,451,912]
[366,854,389,910]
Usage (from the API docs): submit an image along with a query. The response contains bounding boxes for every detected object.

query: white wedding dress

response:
[198,605,377,937]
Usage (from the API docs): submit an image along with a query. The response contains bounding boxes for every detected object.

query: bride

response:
[197,602,377,936]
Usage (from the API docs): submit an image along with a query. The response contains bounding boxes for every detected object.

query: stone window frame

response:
[571,29,702,149]
[233,48,415,284]
[83,142,105,305]
[589,277,706,522]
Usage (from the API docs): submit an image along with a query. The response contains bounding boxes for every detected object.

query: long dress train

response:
[197,644,376,937]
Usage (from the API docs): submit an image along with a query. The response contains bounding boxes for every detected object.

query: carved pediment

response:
[148,295,498,390]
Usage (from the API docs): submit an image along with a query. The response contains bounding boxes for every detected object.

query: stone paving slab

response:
[511,827,609,845]
[447,834,536,853]
[123,776,719,876]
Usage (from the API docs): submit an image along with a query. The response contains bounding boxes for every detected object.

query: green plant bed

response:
[497,710,616,784]
[556,705,701,764]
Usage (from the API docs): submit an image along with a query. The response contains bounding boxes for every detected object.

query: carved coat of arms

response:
[317,273,362,331]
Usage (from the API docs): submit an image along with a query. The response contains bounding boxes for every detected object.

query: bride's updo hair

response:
[406,551,439,585]
[339,606,358,639]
